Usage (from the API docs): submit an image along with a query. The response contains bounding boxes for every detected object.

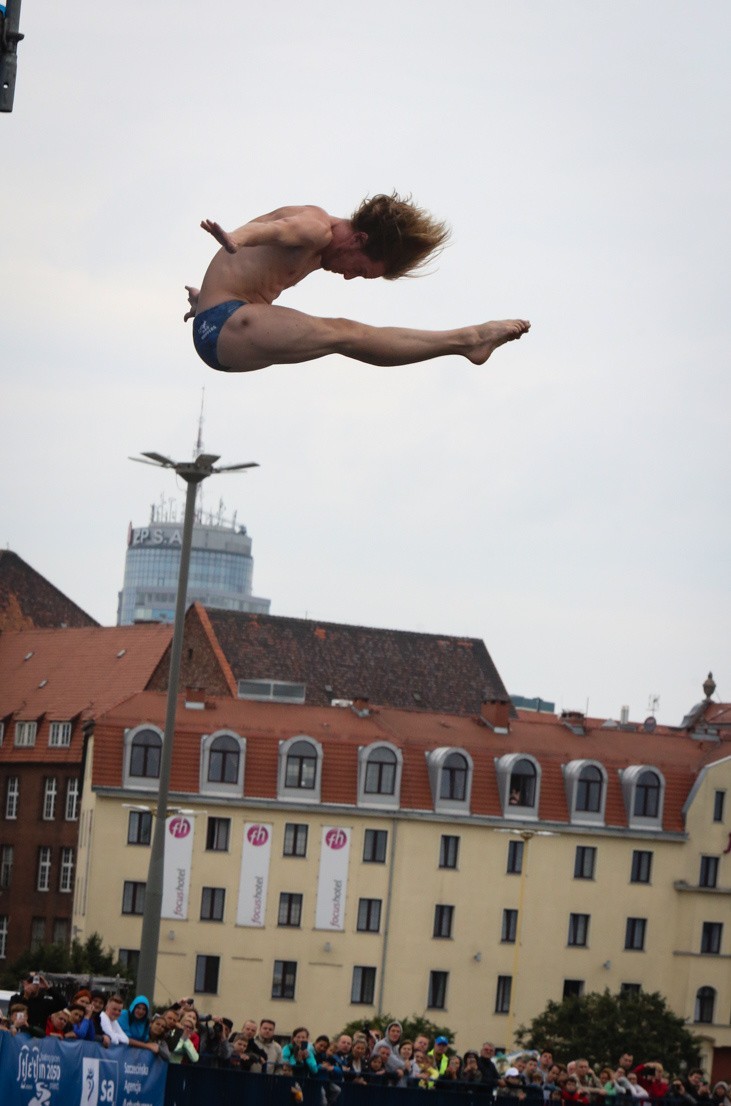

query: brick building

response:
[0,622,174,962]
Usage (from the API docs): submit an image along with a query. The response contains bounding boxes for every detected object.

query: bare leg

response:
[216,303,529,372]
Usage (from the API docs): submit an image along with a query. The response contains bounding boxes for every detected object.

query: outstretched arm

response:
[200,208,332,253]
[200,220,238,253]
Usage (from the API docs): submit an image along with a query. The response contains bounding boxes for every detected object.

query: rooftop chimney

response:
[481,697,510,732]
[185,685,206,710]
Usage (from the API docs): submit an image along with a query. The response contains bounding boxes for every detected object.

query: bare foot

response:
[467,319,530,364]
[183,285,200,322]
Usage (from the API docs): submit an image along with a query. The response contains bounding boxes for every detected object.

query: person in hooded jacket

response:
[118,994,156,1052]
[371,1021,406,1081]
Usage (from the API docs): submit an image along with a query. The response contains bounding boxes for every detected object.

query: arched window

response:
[278,736,322,803]
[199,731,246,796]
[495,753,542,819]
[208,734,240,784]
[509,758,537,807]
[426,748,473,814]
[440,752,468,801]
[620,765,666,829]
[357,744,403,809]
[129,729,161,779]
[124,725,164,791]
[364,748,397,795]
[563,760,607,825]
[694,986,716,1024]
[576,765,604,813]
[285,740,317,789]
[633,770,660,818]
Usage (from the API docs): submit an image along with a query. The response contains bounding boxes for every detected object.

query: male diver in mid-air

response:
[185,193,530,373]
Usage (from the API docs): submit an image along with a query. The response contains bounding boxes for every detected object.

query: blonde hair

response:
[351,192,450,279]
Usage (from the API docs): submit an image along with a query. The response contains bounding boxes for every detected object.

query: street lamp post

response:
[130,450,258,1002]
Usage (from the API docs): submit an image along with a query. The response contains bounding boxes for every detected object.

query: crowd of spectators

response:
[1,976,728,1104]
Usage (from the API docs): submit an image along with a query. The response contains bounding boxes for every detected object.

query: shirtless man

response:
[185,192,529,373]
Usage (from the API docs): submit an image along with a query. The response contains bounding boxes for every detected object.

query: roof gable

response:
[204,608,509,713]
[0,550,98,630]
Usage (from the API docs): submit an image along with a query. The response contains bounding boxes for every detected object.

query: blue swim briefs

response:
[192,300,247,371]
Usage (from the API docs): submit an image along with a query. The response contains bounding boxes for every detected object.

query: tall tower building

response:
[116,501,271,625]
[117,403,271,624]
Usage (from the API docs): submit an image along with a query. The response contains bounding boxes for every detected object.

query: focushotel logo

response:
[325,827,348,850]
[247,824,270,846]
[168,816,191,838]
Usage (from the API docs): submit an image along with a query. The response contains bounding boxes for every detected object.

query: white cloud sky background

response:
[3,1,729,725]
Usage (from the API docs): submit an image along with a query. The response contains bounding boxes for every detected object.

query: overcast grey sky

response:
[3,2,729,726]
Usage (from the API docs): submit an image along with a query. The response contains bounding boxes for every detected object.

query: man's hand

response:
[184,286,199,322]
[201,220,237,254]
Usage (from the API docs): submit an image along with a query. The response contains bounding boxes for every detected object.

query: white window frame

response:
[0,845,13,889]
[49,721,72,748]
[199,730,246,797]
[357,742,403,809]
[65,778,80,821]
[278,735,323,803]
[124,724,164,791]
[5,777,19,820]
[59,847,74,893]
[495,753,542,820]
[563,759,608,826]
[620,765,666,830]
[426,747,473,815]
[0,914,7,959]
[43,778,58,821]
[37,846,52,892]
[14,721,37,747]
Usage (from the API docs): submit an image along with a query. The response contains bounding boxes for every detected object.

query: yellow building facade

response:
[72,691,731,1072]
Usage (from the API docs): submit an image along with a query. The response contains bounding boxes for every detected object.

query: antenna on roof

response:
[193,388,206,521]
[194,387,205,461]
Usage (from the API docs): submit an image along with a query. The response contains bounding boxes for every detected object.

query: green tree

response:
[516,989,701,1073]
[0,933,132,989]
[338,1013,455,1046]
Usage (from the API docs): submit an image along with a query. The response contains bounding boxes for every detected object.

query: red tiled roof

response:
[0,550,98,630]
[92,691,730,832]
[0,624,173,733]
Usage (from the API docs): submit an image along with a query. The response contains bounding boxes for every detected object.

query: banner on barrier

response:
[0,1033,167,1106]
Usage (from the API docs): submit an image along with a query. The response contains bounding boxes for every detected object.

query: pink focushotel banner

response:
[315,825,351,931]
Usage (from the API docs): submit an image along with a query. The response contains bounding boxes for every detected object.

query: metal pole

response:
[136,469,205,1001]
[0,0,25,113]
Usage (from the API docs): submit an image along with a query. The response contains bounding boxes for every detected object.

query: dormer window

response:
[495,754,541,820]
[577,766,603,813]
[634,770,660,817]
[426,748,473,815]
[14,721,37,747]
[564,760,607,825]
[124,725,163,791]
[200,731,245,796]
[278,736,323,803]
[286,740,317,788]
[441,753,468,800]
[620,765,665,830]
[358,743,403,809]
